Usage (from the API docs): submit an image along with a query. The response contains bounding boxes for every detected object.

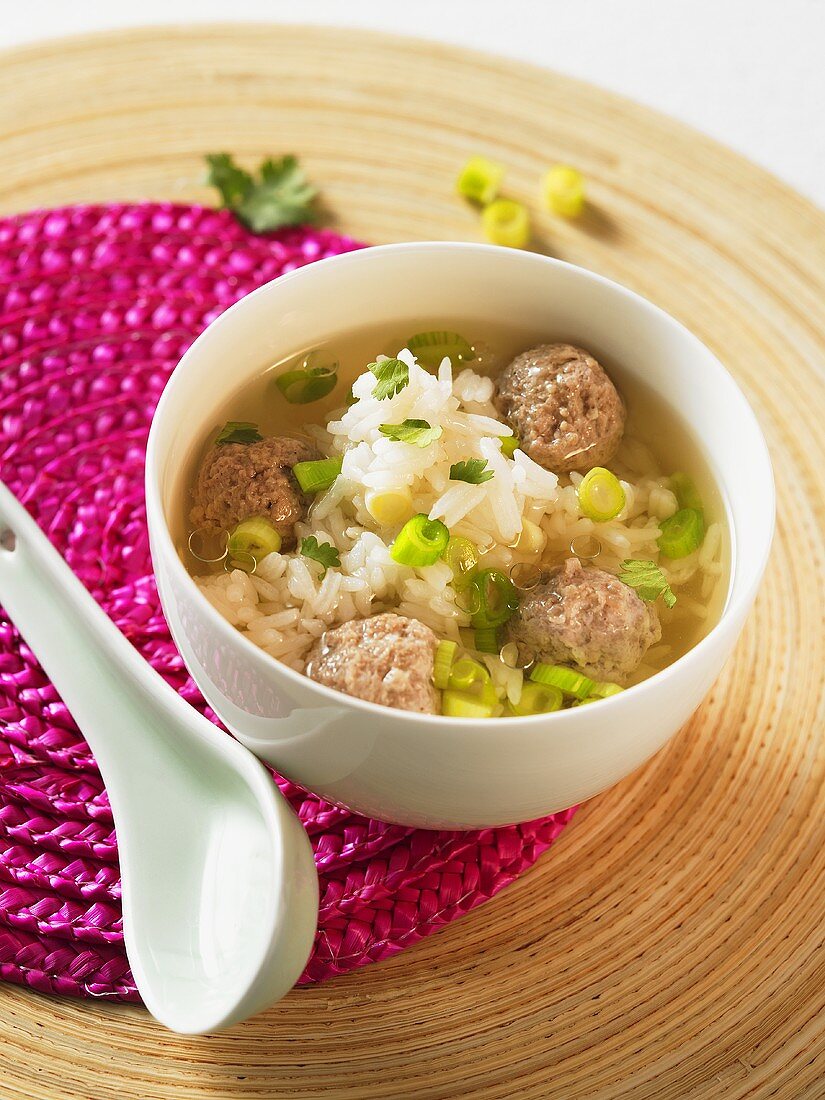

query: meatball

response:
[506,557,660,682]
[494,343,625,474]
[306,613,440,714]
[190,435,318,545]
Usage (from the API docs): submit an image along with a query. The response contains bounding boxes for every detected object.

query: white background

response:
[3,1,824,209]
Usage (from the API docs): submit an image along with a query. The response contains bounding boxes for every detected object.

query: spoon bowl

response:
[0,484,318,1033]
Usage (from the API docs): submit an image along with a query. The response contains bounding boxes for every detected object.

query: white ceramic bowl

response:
[145,243,773,830]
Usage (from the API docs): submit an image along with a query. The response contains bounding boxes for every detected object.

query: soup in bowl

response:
[145,243,773,829]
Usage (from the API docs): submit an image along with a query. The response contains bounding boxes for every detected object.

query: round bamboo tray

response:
[0,24,822,1100]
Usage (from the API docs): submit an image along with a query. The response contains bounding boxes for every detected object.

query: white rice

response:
[193,348,724,698]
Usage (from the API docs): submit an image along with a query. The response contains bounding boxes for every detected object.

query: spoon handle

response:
[0,481,189,777]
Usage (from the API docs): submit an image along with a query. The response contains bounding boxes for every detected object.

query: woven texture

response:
[1,25,823,1100]
[0,201,575,1004]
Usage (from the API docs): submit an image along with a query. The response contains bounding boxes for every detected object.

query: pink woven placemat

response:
[0,203,575,1004]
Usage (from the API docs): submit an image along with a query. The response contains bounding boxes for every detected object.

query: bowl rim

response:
[145,241,775,729]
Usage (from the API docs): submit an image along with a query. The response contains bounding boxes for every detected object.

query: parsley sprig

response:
[300,536,341,578]
[368,357,409,400]
[378,420,443,447]
[618,559,677,608]
[205,153,317,232]
[450,458,494,484]
[215,421,263,446]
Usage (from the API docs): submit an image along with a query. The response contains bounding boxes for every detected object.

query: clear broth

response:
[177,319,731,684]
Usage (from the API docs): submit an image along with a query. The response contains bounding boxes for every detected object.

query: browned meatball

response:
[494,343,625,474]
[306,613,440,713]
[507,557,660,682]
[190,436,319,546]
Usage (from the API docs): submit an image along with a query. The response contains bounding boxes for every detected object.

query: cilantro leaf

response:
[205,153,317,232]
[300,536,341,578]
[205,153,254,209]
[618,559,676,608]
[378,419,443,447]
[450,458,494,484]
[369,357,409,400]
[241,156,318,232]
[215,421,263,446]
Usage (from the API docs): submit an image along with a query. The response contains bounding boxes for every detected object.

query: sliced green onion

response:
[578,467,626,523]
[448,657,490,693]
[442,690,495,719]
[447,658,498,706]
[390,513,450,567]
[365,487,413,526]
[657,507,705,559]
[500,435,519,459]
[511,682,564,717]
[407,331,475,370]
[670,472,704,513]
[481,199,530,249]
[227,516,282,557]
[275,364,338,404]
[590,681,624,699]
[542,165,586,217]
[469,568,520,629]
[456,156,505,205]
[473,627,500,654]
[530,663,595,700]
[433,640,458,690]
[444,536,480,588]
[292,456,343,493]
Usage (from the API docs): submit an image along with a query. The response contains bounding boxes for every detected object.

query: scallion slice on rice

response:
[577,467,626,522]
[293,456,343,493]
[227,516,282,557]
[390,514,450,567]
[365,487,413,526]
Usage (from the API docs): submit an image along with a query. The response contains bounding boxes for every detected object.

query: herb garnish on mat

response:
[205,153,318,232]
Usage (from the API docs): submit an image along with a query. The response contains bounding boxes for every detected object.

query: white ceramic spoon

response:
[0,483,318,1034]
